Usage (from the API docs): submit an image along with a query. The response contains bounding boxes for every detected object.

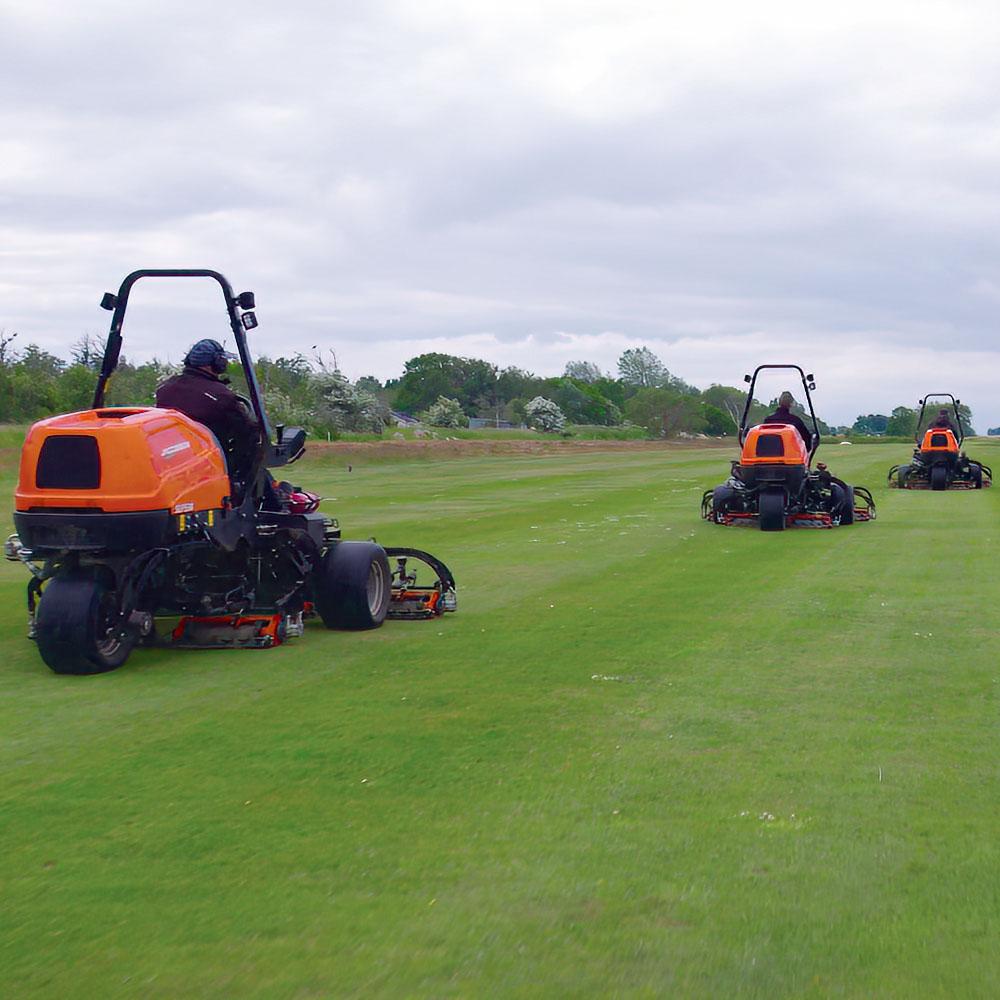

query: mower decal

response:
[173,502,195,514]
[161,441,192,459]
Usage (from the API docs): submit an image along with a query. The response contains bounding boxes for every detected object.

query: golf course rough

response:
[1,437,998,997]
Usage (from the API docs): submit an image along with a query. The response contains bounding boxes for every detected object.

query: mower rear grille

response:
[755,434,785,458]
[36,435,101,489]
[930,433,949,447]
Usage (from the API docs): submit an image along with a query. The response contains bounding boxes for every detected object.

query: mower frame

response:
[9,270,457,673]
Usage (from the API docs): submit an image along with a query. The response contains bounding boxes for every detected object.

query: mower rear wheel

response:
[931,464,948,491]
[314,541,391,630]
[35,575,135,675]
[711,484,736,522]
[840,485,855,525]
[758,489,785,531]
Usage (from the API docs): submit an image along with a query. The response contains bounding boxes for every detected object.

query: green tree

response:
[701,385,751,431]
[852,413,889,435]
[496,366,537,403]
[700,402,733,436]
[541,377,621,425]
[563,360,603,383]
[624,388,704,438]
[390,353,496,415]
[617,347,666,388]
[885,406,918,437]
[57,364,99,413]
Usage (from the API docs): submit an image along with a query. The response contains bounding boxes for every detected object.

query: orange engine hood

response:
[740,423,809,466]
[920,427,958,453]
[15,407,230,513]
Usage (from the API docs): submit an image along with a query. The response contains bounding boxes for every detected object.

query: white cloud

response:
[4,0,1000,426]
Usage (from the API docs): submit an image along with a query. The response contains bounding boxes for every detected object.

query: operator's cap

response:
[184,339,238,367]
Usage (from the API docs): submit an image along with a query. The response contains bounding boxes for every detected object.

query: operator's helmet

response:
[184,339,236,374]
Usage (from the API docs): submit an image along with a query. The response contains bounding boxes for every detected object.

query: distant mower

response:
[6,269,456,675]
[887,394,991,490]
[701,365,875,530]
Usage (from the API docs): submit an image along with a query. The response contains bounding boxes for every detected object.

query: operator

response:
[930,408,958,434]
[156,339,261,479]
[764,391,815,449]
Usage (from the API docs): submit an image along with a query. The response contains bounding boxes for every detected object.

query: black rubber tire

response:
[314,541,391,630]
[35,575,135,675]
[931,464,948,491]
[970,464,983,489]
[711,484,736,522]
[896,464,910,488]
[839,485,855,525]
[758,489,785,531]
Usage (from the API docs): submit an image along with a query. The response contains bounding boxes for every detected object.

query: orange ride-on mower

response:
[887,394,991,490]
[701,364,876,531]
[5,269,456,675]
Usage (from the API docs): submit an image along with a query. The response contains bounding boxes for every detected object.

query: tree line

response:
[852,403,976,437]
[0,331,976,438]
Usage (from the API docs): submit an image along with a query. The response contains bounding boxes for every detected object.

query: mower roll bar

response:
[915,393,964,445]
[93,268,275,454]
[740,364,820,462]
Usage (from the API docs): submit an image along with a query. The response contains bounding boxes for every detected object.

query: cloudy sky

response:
[4,0,1000,425]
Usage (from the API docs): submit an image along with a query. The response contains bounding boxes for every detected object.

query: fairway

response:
[2,439,999,997]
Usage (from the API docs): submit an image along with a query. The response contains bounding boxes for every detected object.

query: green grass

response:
[2,440,1000,997]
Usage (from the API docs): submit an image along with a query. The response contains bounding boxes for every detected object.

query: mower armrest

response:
[268,426,306,467]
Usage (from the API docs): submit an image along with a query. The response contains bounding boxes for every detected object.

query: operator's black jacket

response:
[155,366,259,462]
[763,406,814,449]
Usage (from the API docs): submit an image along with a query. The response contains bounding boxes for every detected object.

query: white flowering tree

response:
[424,395,468,428]
[263,388,313,429]
[316,371,386,432]
[525,396,566,432]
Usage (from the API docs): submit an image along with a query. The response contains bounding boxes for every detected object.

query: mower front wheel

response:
[931,465,948,491]
[314,541,391,630]
[758,489,786,531]
[35,575,135,675]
